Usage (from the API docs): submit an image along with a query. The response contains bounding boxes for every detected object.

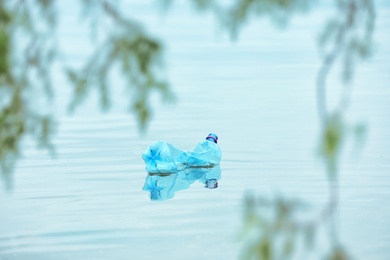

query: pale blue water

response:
[1,1,389,259]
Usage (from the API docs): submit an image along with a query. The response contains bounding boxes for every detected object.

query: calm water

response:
[1,1,389,259]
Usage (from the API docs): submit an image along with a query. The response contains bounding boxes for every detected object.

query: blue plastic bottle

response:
[142,133,221,174]
[188,133,221,167]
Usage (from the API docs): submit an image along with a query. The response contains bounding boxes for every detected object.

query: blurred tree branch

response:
[0,0,174,187]
[238,180,347,259]
[317,0,375,123]
[1,0,57,188]
[224,0,313,38]
[66,0,174,126]
[210,0,375,259]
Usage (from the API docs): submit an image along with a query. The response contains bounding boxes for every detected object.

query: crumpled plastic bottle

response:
[142,133,221,174]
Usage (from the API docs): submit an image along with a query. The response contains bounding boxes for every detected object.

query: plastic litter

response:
[142,165,222,201]
[141,133,222,201]
[142,133,221,174]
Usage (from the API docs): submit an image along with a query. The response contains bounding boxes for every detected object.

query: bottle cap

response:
[205,179,218,189]
[206,133,218,144]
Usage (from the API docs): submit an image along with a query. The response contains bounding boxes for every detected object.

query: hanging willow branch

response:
[0,0,174,187]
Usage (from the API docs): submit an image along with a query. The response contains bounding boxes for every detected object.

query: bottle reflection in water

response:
[142,165,222,201]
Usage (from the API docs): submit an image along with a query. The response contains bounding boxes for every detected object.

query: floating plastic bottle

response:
[142,133,221,174]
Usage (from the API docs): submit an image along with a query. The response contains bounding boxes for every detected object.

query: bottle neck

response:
[206,137,216,143]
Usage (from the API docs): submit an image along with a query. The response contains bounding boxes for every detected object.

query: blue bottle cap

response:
[206,133,218,144]
[205,179,218,189]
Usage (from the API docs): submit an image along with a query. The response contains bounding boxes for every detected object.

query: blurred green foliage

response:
[239,193,353,260]
[233,0,374,259]
[239,195,307,260]
[239,189,351,259]
[0,0,57,188]
[320,113,344,179]
[224,0,313,38]
[0,0,174,187]
[316,0,375,120]
[67,1,175,127]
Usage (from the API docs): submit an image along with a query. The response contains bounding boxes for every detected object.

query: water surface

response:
[1,1,389,259]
